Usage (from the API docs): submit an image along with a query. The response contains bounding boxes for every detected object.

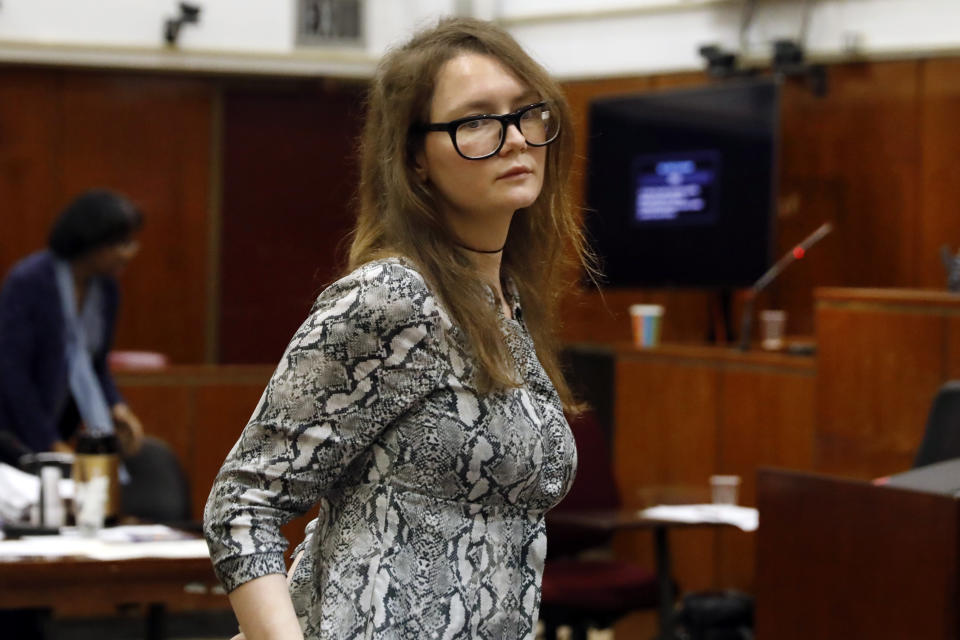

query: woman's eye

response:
[463,119,482,129]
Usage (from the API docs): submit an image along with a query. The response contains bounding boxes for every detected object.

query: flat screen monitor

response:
[585,78,780,288]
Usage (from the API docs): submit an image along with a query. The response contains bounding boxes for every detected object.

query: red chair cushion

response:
[541,558,659,611]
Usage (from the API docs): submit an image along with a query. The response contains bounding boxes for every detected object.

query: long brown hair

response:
[348,17,593,411]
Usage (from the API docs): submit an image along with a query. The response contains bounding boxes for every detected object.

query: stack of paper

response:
[640,504,759,531]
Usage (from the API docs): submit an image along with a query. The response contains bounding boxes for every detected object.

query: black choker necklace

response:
[455,241,505,254]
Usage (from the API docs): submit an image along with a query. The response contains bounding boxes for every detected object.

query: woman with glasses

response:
[205,16,593,640]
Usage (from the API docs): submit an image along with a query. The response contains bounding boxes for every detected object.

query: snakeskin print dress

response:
[204,257,577,639]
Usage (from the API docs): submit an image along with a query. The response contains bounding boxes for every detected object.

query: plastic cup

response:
[629,304,664,348]
[75,475,109,536]
[760,309,787,351]
[710,475,741,505]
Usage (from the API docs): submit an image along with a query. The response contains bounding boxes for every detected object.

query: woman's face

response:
[417,52,547,223]
[89,237,140,278]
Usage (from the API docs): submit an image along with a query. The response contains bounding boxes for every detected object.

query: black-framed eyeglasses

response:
[418,101,560,160]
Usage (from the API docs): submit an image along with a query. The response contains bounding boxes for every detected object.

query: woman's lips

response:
[498,166,532,180]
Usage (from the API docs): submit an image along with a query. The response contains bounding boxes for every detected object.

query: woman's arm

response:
[228,551,305,640]
[0,272,59,451]
[228,574,303,640]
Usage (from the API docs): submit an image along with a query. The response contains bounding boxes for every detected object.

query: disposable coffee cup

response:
[760,309,787,351]
[629,304,664,348]
[710,475,741,505]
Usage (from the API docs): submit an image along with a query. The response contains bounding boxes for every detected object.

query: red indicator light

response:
[792,246,805,259]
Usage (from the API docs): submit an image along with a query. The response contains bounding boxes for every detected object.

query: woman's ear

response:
[413,149,429,182]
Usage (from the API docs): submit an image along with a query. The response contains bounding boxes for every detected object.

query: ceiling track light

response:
[698,44,741,79]
[165,2,202,46]
[696,38,827,97]
[771,39,829,97]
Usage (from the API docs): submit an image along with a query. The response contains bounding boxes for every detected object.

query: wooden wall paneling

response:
[58,72,215,364]
[715,364,816,590]
[613,355,720,591]
[947,315,960,380]
[815,299,945,478]
[775,62,923,335]
[561,287,712,344]
[219,80,365,364]
[191,377,269,520]
[0,68,60,274]
[918,58,960,289]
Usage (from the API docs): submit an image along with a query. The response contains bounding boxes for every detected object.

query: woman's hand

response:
[287,550,304,586]
[51,440,73,454]
[112,403,144,456]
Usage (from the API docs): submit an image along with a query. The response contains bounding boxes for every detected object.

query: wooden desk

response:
[756,467,960,639]
[0,541,228,639]
[815,287,960,478]
[0,555,225,612]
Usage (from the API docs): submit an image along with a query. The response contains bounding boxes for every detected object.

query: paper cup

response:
[710,474,741,505]
[629,304,664,348]
[760,309,787,351]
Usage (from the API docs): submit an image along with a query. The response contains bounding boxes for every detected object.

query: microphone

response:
[738,222,833,351]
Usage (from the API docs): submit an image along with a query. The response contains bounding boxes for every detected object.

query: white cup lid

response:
[629,304,664,316]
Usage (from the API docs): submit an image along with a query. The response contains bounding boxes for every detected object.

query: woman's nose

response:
[498,122,527,156]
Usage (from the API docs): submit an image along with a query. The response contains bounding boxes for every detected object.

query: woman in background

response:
[204,17,593,640]
[0,189,144,464]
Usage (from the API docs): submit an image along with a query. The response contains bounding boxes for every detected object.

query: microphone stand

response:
[738,222,833,351]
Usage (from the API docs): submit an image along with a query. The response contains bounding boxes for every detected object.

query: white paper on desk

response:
[640,504,759,531]
[85,539,211,560]
[0,535,210,560]
[0,462,38,522]
[0,536,99,558]
[95,524,194,543]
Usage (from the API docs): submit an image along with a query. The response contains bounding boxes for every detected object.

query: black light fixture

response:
[772,39,805,73]
[705,0,827,97]
[164,2,202,46]
[698,44,740,79]
[771,38,828,97]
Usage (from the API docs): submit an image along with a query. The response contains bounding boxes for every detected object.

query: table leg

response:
[654,525,676,640]
[146,603,167,640]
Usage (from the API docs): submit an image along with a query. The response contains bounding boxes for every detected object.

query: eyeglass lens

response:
[455,104,558,159]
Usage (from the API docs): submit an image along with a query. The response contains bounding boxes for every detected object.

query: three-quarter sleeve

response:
[203,262,446,592]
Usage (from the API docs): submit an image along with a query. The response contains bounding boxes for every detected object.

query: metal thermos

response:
[19,451,73,528]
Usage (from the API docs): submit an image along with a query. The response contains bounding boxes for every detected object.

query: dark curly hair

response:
[48,190,143,260]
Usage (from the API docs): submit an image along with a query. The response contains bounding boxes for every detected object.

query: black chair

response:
[914,380,960,468]
[119,436,197,640]
[121,436,193,526]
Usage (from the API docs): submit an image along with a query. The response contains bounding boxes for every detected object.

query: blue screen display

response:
[633,150,720,225]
